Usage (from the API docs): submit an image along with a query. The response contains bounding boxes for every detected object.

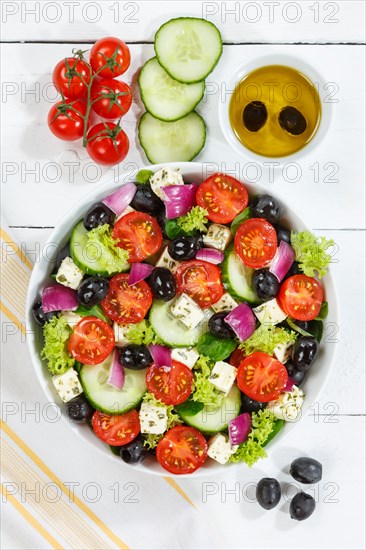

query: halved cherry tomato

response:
[90,37,131,78]
[237,352,288,402]
[234,218,277,268]
[92,410,140,446]
[156,426,208,474]
[113,211,162,262]
[101,273,152,324]
[278,274,323,321]
[48,100,86,141]
[146,360,193,406]
[68,316,114,365]
[53,57,91,99]
[196,173,249,224]
[91,78,132,120]
[229,347,246,368]
[175,260,224,309]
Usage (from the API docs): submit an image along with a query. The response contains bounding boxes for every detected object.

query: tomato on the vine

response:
[48,99,86,141]
[53,57,91,99]
[90,37,131,78]
[91,78,132,120]
[86,122,129,165]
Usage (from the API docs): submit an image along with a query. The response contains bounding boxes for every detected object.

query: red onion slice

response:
[42,285,78,313]
[148,344,172,368]
[228,413,252,446]
[163,184,197,219]
[225,303,256,342]
[101,183,136,216]
[196,248,224,264]
[107,349,125,390]
[284,377,296,392]
[269,240,295,282]
[128,263,154,285]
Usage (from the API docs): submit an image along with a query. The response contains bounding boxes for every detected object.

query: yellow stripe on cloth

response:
[0,227,33,270]
[0,301,26,335]
[163,477,196,508]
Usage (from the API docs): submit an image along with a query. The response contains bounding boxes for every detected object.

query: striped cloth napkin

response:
[0,218,220,550]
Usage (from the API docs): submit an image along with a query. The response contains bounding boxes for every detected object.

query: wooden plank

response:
[1,0,365,44]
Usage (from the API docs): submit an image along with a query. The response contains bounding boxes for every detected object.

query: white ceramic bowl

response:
[218,54,332,164]
[26,162,338,477]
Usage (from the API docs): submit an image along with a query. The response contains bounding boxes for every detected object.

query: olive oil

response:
[229,65,321,157]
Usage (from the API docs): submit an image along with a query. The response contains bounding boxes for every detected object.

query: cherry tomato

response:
[101,273,152,324]
[112,211,162,263]
[237,352,288,402]
[90,37,131,78]
[68,316,115,365]
[156,426,208,474]
[278,274,323,321]
[53,57,91,100]
[196,173,249,224]
[48,100,86,141]
[92,410,140,446]
[146,360,193,406]
[235,218,277,269]
[91,78,132,120]
[175,260,224,309]
[86,122,129,165]
[229,347,246,368]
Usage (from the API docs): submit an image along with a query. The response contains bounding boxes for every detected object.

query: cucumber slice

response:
[154,17,223,83]
[80,355,147,415]
[149,299,210,347]
[177,385,241,434]
[139,57,205,122]
[221,246,259,304]
[138,111,206,164]
[70,221,130,276]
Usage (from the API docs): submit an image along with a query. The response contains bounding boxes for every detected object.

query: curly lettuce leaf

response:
[229,409,277,466]
[136,169,154,184]
[125,320,162,345]
[291,231,334,279]
[240,325,297,356]
[142,392,182,449]
[191,355,225,407]
[177,206,208,234]
[85,224,129,275]
[41,315,75,375]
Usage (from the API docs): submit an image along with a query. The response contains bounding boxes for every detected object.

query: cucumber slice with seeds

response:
[221,246,259,304]
[139,57,205,121]
[154,17,223,84]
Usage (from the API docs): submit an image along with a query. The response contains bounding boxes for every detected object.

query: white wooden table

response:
[1,2,365,549]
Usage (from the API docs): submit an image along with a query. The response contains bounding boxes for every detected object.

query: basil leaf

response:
[307,320,324,342]
[197,333,237,361]
[75,304,111,324]
[263,419,284,447]
[165,219,196,239]
[315,301,328,320]
[136,169,154,184]
[231,207,251,236]
[176,400,204,417]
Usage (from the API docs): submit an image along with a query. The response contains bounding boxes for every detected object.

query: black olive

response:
[32,300,57,326]
[285,361,307,386]
[252,269,280,301]
[119,345,152,370]
[66,395,94,423]
[256,478,281,510]
[292,336,318,371]
[241,393,267,413]
[279,106,307,136]
[208,311,235,339]
[148,267,176,301]
[293,320,310,332]
[77,277,109,306]
[290,492,316,521]
[168,236,199,261]
[156,211,168,239]
[284,261,303,280]
[290,457,323,484]
[120,436,147,464]
[54,242,71,272]
[130,184,164,215]
[250,194,282,225]
[83,202,115,230]
[274,224,291,245]
[243,101,268,132]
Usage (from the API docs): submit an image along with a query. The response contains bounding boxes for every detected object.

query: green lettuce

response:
[136,169,154,184]
[125,320,162,345]
[85,224,129,275]
[41,315,75,375]
[291,231,334,279]
[240,325,297,356]
[141,392,182,449]
[230,409,277,466]
[177,206,209,234]
[191,356,225,407]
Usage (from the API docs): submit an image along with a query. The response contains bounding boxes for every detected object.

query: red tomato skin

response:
[86,122,129,165]
[48,100,86,141]
[101,274,153,324]
[68,316,115,365]
[278,275,324,321]
[53,58,91,99]
[229,347,246,368]
[234,218,277,269]
[196,173,249,224]
[237,352,288,403]
[112,211,163,263]
[91,79,132,120]
[92,410,140,446]
[90,37,131,78]
[175,260,224,309]
[156,426,208,474]
[146,361,193,406]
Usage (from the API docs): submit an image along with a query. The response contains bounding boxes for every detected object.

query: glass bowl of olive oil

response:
[219,55,332,162]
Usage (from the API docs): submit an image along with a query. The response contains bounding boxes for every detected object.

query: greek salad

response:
[32,169,334,474]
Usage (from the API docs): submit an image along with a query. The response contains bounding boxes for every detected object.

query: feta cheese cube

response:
[171,347,199,369]
[113,323,132,347]
[116,205,136,221]
[170,293,204,330]
[149,167,184,200]
[211,292,238,313]
[267,386,305,422]
[209,361,237,395]
[207,433,237,465]
[203,224,232,252]
[62,311,82,328]
[155,247,181,273]
[273,337,293,363]
[253,298,287,325]
[139,402,168,434]
[56,257,84,290]
[52,368,83,403]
